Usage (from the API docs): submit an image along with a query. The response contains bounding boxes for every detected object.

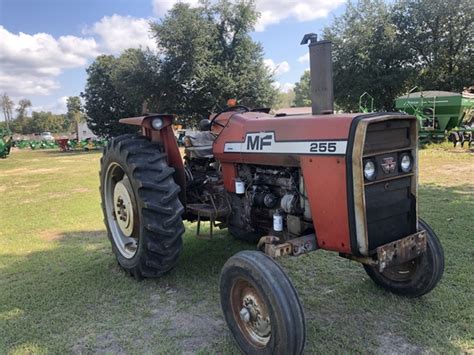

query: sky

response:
[0,0,346,116]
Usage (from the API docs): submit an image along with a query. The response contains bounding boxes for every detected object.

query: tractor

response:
[99,34,444,354]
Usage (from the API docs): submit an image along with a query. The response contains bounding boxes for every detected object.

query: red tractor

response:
[100,34,444,353]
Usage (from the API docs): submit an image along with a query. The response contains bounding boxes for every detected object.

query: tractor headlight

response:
[363,159,376,180]
[151,118,164,130]
[399,153,413,173]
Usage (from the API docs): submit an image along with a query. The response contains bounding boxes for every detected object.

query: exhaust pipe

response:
[301,33,334,115]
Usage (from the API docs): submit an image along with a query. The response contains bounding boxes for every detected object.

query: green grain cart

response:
[395,89,474,145]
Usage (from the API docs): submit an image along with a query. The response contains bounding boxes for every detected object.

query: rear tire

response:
[220,251,305,354]
[363,219,444,297]
[100,134,184,278]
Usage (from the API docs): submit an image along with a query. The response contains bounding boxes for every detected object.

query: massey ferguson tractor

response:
[100,34,444,354]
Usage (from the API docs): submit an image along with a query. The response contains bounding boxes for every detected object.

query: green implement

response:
[395,89,474,144]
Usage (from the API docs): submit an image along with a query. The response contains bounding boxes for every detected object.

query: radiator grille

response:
[363,119,416,251]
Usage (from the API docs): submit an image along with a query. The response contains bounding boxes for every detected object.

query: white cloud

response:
[85,15,157,54]
[273,82,295,93]
[254,0,346,31]
[152,0,200,16]
[0,26,98,96]
[0,14,158,98]
[29,96,68,115]
[298,52,309,63]
[264,59,290,76]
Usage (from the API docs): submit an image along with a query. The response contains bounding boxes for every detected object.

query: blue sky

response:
[0,0,346,115]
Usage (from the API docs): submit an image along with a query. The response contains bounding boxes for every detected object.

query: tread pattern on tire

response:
[100,134,184,279]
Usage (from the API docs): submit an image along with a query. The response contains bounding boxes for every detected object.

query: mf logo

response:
[246,132,274,150]
[381,157,396,174]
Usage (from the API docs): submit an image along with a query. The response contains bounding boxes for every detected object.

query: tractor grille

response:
[363,120,417,251]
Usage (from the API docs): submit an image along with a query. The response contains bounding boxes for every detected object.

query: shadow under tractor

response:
[99,34,444,354]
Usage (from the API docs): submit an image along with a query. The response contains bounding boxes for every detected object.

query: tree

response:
[293,71,312,107]
[392,0,473,91]
[274,89,295,109]
[82,54,143,138]
[1,94,14,130]
[323,0,412,111]
[66,96,86,138]
[16,99,32,119]
[151,0,277,125]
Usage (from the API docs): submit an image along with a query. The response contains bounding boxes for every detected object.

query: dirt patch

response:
[376,333,425,354]
[39,230,63,242]
[149,291,226,353]
[72,331,127,355]
[0,185,6,192]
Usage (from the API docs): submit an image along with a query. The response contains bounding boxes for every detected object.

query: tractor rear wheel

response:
[363,219,444,297]
[100,134,184,279]
[220,251,305,354]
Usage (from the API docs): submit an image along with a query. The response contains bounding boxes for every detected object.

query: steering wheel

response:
[209,105,251,128]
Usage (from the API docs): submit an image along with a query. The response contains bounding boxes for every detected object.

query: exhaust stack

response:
[301,33,334,115]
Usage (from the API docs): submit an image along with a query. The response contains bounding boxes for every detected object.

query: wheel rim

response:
[230,279,271,348]
[381,259,419,282]
[104,162,138,259]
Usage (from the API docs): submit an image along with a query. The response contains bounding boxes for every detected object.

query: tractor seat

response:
[184,131,216,159]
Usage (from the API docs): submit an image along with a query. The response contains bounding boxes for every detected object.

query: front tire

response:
[100,134,185,278]
[363,219,444,297]
[220,251,305,354]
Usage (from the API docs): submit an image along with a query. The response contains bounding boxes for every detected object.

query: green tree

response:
[323,0,412,111]
[392,0,473,91]
[274,89,295,109]
[81,54,143,138]
[293,71,312,107]
[66,96,86,137]
[1,94,14,130]
[151,0,276,125]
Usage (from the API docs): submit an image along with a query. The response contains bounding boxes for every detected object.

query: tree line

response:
[294,0,473,111]
[0,94,84,135]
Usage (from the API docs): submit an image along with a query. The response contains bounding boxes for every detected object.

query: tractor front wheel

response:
[100,134,184,279]
[220,251,305,354]
[363,219,444,297]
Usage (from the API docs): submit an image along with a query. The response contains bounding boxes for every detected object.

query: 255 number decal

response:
[310,142,337,153]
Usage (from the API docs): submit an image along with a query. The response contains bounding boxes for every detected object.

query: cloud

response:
[264,59,290,76]
[273,82,295,93]
[85,15,157,54]
[152,0,200,16]
[0,15,157,98]
[29,96,68,115]
[0,26,98,96]
[254,0,346,31]
[298,53,309,63]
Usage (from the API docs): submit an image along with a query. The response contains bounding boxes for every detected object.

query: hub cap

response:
[231,279,271,348]
[113,181,134,237]
[104,163,138,259]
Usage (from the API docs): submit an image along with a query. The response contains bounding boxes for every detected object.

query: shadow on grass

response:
[40,149,103,157]
[1,184,472,353]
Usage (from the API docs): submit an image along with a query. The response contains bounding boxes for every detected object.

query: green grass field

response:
[0,146,473,354]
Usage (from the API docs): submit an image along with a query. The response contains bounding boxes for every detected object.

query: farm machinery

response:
[0,129,13,158]
[395,88,474,146]
[99,33,444,353]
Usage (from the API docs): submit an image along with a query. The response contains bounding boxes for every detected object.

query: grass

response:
[0,146,472,354]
